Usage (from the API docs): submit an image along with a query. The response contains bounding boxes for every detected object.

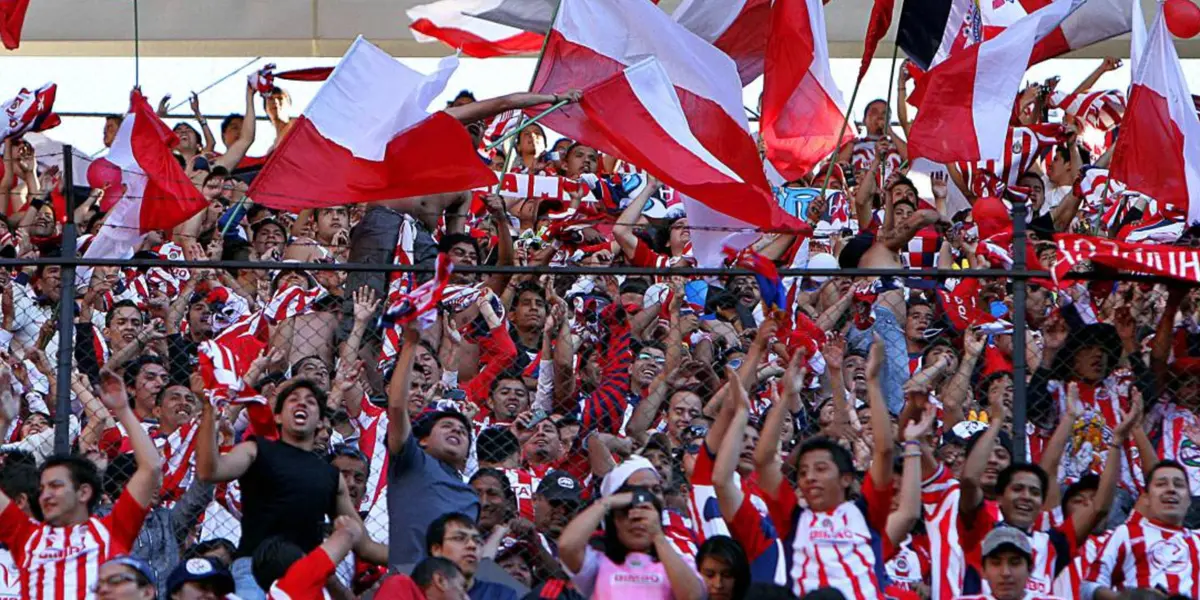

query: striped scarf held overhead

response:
[958,124,1067,197]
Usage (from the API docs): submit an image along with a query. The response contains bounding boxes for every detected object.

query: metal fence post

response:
[53,145,78,455]
[1010,197,1029,463]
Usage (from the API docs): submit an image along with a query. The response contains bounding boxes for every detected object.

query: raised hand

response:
[352,287,380,324]
[824,333,846,371]
[1066,382,1084,420]
[98,369,131,413]
[1099,57,1122,73]
[931,171,949,200]
[0,365,17,423]
[333,515,365,545]
[1114,387,1143,443]
[903,403,938,441]
[866,334,884,382]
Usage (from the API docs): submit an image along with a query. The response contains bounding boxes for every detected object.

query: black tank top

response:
[236,436,340,558]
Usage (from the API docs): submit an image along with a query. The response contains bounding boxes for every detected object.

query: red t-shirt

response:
[0,492,150,600]
[267,546,337,600]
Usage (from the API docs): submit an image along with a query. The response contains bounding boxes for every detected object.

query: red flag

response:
[249,38,495,212]
[761,0,850,181]
[672,0,772,85]
[0,0,29,50]
[83,91,209,260]
[1109,8,1200,226]
[857,0,895,82]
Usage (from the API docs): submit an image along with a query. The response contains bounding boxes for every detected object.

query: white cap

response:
[600,456,658,498]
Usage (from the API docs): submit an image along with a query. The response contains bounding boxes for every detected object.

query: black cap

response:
[166,557,234,596]
[535,470,582,503]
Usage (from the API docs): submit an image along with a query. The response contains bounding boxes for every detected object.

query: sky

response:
[1,53,1198,157]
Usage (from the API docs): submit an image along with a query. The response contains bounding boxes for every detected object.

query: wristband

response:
[903,440,921,447]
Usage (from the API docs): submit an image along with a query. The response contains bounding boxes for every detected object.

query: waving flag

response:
[248,64,335,94]
[1109,7,1200,227]
[249,37,496,211]
[760,0,851,182]
[724,246,786,310]
[907,0,1075,163]
[0,0,29,50]
[579,58,803,267]
[409,0,544,57]
[83,91,209,260]
[672,0,771,85]
[859,0,896,82]
[0,83,60,141]
[529,0,757,187]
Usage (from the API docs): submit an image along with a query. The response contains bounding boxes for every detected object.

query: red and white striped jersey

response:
[156,422,199,506]
[1155,403,1200,496]
[0,492,150,600]
[958,125,1065,197]
[1090,516,1200,596]
[502,468,541,521]
[886,534,931,592]
[768,474,893,600]
[954,594,1065,600]
[0,548,19,600]
[1048,376,1144,493]
[849,136,903,184]
[1053,524,1116,600]
[921,466,969,600]
[352,401,391,523]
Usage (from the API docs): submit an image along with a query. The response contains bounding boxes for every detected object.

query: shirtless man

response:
[340,90,581,341]
[842,172,943,414]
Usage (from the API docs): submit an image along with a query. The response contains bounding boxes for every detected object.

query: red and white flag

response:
[408,0,544,57]
[1109,6,1200,226]
[671,0,771,85]
[981,0,1132,65]
[580,58,802,266]
[0,83,59,141]
[583,58,806,265]
[0,0,29,50]
[529,0,758,191]
[907,0,1075,163]
[760,0,851,182]
[250,37,497,212]
[83,91,209,260]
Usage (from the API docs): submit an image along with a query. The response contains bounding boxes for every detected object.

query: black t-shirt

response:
[166,333,200,385]
[237,436,340,558]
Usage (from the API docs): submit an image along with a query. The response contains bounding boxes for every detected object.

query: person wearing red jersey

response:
[251,516,363,600]
[1090,460,1200,600]
[0,369,162,600]
[959,381,1132,597]
[956,527,1066,600]
[754,340,898,599]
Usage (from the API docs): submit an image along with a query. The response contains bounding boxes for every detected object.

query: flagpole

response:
[486,99,570,151]
[884,44,900,127]
[498,0,565,182]
[167,57,264,112]
[818,80,863,199]
[133,0,141,87]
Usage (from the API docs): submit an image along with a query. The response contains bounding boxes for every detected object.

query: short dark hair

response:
[438,233,480,257]
[1061,474,1100,511]
[220,114,244,137]
[425,512,478,555]
[511,281,546,307]
[251,536,305,592]
[273,379,330,420]
[40,454,103,513]
[475,428,520,464]
[1146,460,1189,487]
[155,382,193,408]
[796,438,856,477]
[411,557,462,590]
[105,299,143,328]
[184,538,237,563]
[124,355,166,390]
[0,458,39,518]
[863,98,888,119]
[996,462,1049,498]
[619,278,651,297]
[564,142,594,159]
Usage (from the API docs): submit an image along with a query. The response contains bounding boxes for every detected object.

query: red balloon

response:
[87,157,124,212]
[1165,0,1200,39]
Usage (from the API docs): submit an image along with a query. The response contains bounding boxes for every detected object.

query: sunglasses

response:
[637,353,666,365]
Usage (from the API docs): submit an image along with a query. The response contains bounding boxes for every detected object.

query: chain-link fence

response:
[1,189,1192,596]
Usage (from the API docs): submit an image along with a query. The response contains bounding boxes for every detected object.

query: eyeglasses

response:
[445,532,485,545]
[90,573,141,592]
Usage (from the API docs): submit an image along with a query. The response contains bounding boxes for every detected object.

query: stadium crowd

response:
[0,50,1199,600]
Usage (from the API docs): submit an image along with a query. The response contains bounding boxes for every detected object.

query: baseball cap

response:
[165,557,234,596]
[535,470,582,503]
[804,253,839,287]
[981,526,1032,559]
[103,555,157,588]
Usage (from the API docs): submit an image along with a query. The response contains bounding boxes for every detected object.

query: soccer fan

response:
[955,527,1067,600]
[0,370,162,600]
[252,516,364,600]
[425,512,519,600]
[93,555,158,600]
[1090,461,1200,600]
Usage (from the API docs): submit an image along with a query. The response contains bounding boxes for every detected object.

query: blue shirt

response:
[386,435,479,566]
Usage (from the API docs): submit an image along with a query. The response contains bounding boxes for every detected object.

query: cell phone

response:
[629,486,657,507]
[528,408,549,427]
[444,389,467,402]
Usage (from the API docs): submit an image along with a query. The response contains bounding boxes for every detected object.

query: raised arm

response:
[98,370,163,506]
[386,326,421,456]
[213,84,257,170]
[865,336,894,488]
[612,177,661,261]
[195,385,258,483]
[0,365,17,514]
[482,194,516,296]
[887,404,937,545]
[190,94,217,155]
[1067,57,1121,100]
[444,90,580,124]
[756,353,805,495]
[1072,390,1141,542]
[943,327,986,431]
[712,368,749,519]
[1040,382,1082,509]
[959,389,1007,526]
